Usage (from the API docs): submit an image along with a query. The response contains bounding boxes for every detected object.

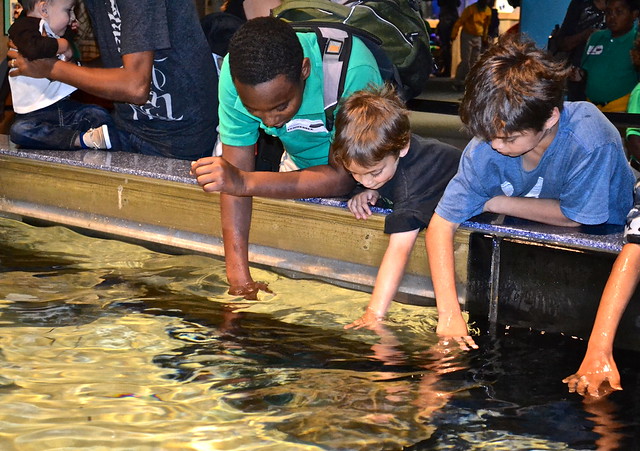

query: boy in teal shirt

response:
[192,17,382,298]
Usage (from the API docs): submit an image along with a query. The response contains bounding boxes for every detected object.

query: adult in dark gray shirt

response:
[10,0,218,160]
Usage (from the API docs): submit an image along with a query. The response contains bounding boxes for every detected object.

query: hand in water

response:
[563,351,622,399]
[435,335,478,352]
[344,307,384,330]
[228,281,272,300]
[436,313,479,351]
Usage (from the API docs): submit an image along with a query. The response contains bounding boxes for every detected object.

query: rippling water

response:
[0,217,638,450]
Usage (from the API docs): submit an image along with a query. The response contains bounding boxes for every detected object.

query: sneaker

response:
[83,124,112,149]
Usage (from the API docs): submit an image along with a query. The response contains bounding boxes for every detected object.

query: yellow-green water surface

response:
[0,217,636,450]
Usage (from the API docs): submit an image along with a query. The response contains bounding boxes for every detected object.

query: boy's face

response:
[605,0,638,37]
[344,145,409,190]
[489,108,560,159]
[235,59,310,129]
[489,128,551,158]
[43,0,75,36]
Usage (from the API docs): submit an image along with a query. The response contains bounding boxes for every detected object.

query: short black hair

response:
[228,16,304,86]
[606,0,640,11]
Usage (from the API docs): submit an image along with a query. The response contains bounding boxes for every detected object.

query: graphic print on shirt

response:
[500,177,544,198]
[106,0,181,122]
[524,177,544,198]
[285,119,328,134]
[107,0,121,52]
[586,45,604,55]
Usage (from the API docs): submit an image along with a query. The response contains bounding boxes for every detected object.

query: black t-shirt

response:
[377,134,462,234]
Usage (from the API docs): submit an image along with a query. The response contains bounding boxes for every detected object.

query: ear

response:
[36,1,48,17]
[398,142,410,158]
[300,57,311,82]
[544,107,560,131]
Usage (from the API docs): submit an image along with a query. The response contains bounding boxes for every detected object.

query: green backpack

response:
[272,0,433,106]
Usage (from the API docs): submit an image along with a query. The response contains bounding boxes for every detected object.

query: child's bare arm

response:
[484,196,580,227]
[345,229,419,330]
[563,243,640,398]
[347,189,380,220]
[426,213,477,349]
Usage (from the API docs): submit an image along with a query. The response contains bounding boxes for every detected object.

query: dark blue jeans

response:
[10,98,115,149]
[111,127,168,157]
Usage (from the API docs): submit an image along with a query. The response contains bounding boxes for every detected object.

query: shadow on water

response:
[0,217,639,449]
[408,327,640,450]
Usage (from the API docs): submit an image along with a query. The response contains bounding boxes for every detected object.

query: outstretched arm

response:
[9,49,153,104]
[345,229,420,330]
[484,196,580,227]
[191,153,355,198]
[563,242,640,398]
[217,144,261,297]
[191,145,356,298]
[425,213,477,349]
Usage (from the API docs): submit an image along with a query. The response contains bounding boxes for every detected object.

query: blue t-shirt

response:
[436,102,635,226]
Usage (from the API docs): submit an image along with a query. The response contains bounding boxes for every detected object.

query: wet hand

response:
[228,281,272,300]
[347,189,379,220]
[190,157,246,195]
[436,314,478,351]
[344,307,384,330]
[563,354,622,399]
[436,335,478,352]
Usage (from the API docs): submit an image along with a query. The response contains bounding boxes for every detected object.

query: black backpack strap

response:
[313,26,353,131]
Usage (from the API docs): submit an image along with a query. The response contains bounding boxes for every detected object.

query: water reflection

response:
[0,217,638,450]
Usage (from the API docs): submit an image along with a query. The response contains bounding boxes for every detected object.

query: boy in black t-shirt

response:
[332,85,463,330]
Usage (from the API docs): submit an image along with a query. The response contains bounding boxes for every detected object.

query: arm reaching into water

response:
[425,213,478,350]
[345,229,420,330]
[191,146,356,299]
[563,242,640,398]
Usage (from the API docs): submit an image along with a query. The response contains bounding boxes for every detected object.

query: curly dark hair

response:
[607,0,640,11]
[459,34,570,141]
[228,16,304,86]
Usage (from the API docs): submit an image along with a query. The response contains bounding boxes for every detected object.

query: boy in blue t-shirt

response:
[426,35,635,348]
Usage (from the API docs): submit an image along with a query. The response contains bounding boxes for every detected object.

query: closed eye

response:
[274,102,289,112]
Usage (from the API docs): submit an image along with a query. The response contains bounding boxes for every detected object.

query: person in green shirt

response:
[578,0,639,112]
[191,17,382,299]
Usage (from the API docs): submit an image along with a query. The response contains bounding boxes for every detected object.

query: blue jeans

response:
[10,98,115,149]
[111,127,168,157]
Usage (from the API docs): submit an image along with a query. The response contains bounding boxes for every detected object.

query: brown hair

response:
[332,84,411,169]
[459,34,570,141]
